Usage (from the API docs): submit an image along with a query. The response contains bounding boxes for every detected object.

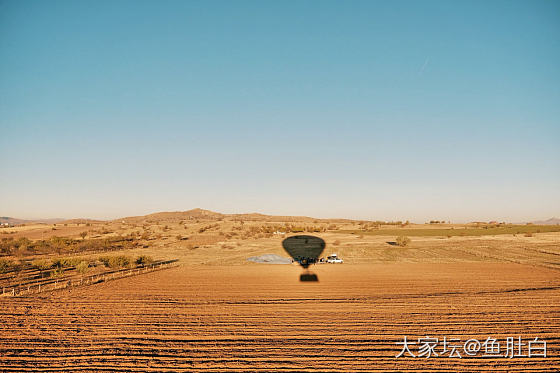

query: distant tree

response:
[79,231,87,240]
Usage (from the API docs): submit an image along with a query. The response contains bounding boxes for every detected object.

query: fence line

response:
[1,259,179,297]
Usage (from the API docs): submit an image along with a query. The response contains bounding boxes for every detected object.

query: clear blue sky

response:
[1,0,559,222]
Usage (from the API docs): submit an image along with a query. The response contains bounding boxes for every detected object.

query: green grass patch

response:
[339,225,560,237]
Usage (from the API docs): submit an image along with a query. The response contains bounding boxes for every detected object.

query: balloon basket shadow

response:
[300,273,319,282]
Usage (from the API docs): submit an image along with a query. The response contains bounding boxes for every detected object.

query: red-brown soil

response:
[1,262,558,371]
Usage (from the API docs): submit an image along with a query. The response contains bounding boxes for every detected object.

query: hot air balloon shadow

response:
[282,235,325,282]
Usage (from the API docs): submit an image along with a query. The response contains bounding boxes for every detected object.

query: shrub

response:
[52,257,83,268]
[32,259,52,270]
[51,258,64,268]
[396,236,411,247]
[99,255,132,268]
[524,232,533,237]
[76,260,89,275]
[135,255,153,266]
[332,240,341,246]
[0,258,14,273]
[50,267,64,278]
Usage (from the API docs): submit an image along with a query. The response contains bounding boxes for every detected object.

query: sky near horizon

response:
[0,0,559,223]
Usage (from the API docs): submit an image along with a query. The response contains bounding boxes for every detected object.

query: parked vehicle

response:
[326,254,343,264]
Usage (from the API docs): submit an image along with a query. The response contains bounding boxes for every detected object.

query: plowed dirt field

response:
[1,263,559,372]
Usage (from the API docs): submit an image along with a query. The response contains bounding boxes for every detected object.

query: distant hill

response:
[0,217,28,225]
[531,217,560,225]
[120,208,225,223]
[228,212,351,223]
[4,210,559,227]
[2,208,354,227]
[0,217,64,225]
[119,208,354,224]
[59,218,106,225]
